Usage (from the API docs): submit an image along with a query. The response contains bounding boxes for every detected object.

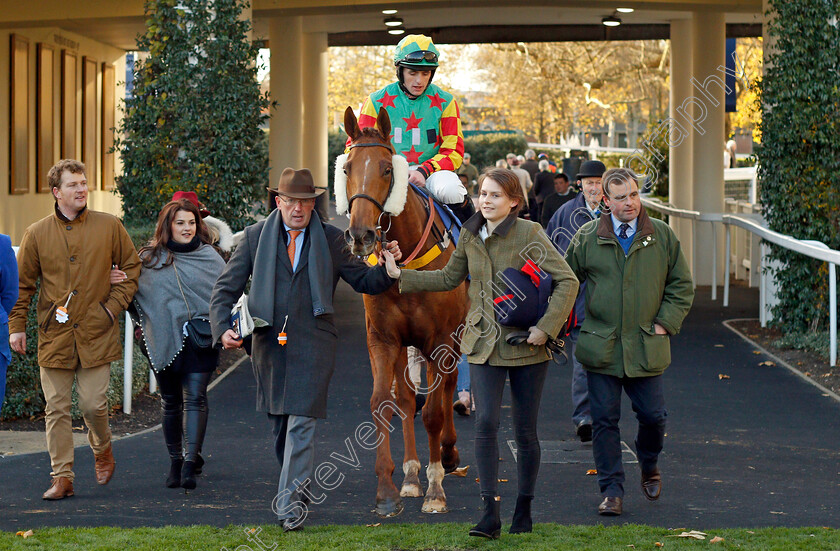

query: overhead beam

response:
[328,23,761,46]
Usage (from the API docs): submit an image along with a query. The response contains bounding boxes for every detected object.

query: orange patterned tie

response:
[287,230,301,267]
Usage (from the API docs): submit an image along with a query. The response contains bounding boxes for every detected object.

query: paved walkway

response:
[1,278,838,532]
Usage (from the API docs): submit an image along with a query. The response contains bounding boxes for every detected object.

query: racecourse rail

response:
[639,196,839,368]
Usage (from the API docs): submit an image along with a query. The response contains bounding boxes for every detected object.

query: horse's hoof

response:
[400,483,424,498]
[421,498,449,514]
[375,498,404,518]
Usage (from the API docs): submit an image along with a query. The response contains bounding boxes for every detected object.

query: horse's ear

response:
[344,106,360,141]
[376,108,391,143]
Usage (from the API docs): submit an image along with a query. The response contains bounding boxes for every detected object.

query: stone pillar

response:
[268,16,303,189]
[669,18,694,265]
[301,31,329,220]
[690,11,726,286]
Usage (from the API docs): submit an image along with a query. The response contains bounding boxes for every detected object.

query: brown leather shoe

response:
[598,496,622,516]
[94,446,116,485]
[641,468,661,501]
[42,477,74,500]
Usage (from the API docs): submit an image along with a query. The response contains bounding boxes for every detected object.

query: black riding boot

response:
[509,494,533,534]
[448,197,476,224]
[160,383,184,488]
[469,496,501,539]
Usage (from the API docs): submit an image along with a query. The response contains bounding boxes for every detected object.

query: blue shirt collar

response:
[610,214,637,236]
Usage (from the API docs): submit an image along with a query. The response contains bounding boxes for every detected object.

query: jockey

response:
[351,34,474,223]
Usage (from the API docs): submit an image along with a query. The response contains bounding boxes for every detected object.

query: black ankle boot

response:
[166,458,183,488]
[469,496,501,539]
[181,460,197,490]
[509,494,533,534]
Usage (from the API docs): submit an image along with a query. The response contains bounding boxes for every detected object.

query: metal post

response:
[149,368,157,394]
[711,221,718,301]
[830,262,837,367]
[759,243,767,327]
[123,311,133,415]
[723,224,731,307]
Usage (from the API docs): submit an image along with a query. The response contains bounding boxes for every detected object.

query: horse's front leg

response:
[394,346,423,498]
[369,338,404,517]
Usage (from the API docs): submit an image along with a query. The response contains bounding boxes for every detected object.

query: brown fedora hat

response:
[268,167,326,199]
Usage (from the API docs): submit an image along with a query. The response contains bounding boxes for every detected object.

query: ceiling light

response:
[388,27,405,35]
[602,15,621,26]
[616,7,634,13]
[384,16,404,27]
[382,9,398,15]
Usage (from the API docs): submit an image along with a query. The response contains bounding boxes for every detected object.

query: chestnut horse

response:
[336,106,469,516]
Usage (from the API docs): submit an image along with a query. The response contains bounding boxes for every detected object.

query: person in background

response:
[539,173,577,229]
[505,153,533,219]
[457,152,480,195]
[0,234,18,414]
[9,159,140,500]
[132,197,225,489]
[564,168,693,516]
[532,159,555,221]
[520,149,539,183]
[384,168,578,539]
[545,160,606,443]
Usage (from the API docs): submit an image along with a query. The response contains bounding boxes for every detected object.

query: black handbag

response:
[173,261,214,349]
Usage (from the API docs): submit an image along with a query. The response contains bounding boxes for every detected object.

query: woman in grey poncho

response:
[133,197,225,490]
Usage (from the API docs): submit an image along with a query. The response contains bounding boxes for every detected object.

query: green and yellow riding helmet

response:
[394,34,440,97]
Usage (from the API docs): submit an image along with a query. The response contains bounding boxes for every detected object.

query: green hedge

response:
[1,274,150,421]
[757,0,840,331]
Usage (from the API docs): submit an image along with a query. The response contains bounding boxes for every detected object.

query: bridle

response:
[345,140,439,267]
[346,141,397,246]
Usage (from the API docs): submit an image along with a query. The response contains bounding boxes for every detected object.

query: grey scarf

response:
[133,244,225,371]
[248,209,334,325]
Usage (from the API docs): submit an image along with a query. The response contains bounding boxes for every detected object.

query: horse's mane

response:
[356,126,391,148]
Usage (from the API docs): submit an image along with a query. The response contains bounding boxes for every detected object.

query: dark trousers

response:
[471,361,548,498]
[268,414,317,520]
[587,371,667,498]
[155,370,213,462]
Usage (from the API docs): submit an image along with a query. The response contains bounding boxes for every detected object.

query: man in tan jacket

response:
[9,159,140,500]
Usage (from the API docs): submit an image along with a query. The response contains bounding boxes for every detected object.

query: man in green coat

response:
[564,168,694,516]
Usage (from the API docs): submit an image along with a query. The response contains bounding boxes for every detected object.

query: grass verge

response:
[1,524,838,550]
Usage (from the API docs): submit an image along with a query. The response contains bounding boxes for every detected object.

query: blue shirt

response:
[284,225,306,271]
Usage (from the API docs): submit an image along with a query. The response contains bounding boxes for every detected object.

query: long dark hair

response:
[139,199,213,268]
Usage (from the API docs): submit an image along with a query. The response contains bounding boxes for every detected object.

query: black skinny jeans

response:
[471,360,548,498]
[154,369,213,462]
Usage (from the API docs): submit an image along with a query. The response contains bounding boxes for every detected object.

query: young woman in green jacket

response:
[383,168,578,539]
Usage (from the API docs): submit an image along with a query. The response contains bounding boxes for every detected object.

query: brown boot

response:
[42,477,74,500]
[94,445,116,485]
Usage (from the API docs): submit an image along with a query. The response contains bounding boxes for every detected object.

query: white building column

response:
[669,18,694,264]
[690,11,726,286]
[269,16,303,186]
[301,30,329,214]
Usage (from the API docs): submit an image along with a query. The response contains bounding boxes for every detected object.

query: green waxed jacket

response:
[564,209,694,378]
[399,212,579,366]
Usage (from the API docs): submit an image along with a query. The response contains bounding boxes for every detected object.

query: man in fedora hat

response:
[209,168,401,531]
[545,159,607,443]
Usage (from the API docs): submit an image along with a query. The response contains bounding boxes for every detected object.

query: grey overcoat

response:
[209,218,394,418]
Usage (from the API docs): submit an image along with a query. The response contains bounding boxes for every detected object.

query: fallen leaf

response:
[718,374,730,380]
[714,344,724,348]
[586,469,598,475]
[365,522,381,528]
[15,530,34,539]
[770,511,786,515]
[752,350,761,355]
[710,536,725,544]
[758,361,775,367]
[804,372,811,377]
[498,478,508,482]
[747,530,755,534]
[667,530,707,540]
[654,542,664,548]
[447,466,469,477]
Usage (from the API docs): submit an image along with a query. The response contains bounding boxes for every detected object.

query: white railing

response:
[641,196,839,367]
